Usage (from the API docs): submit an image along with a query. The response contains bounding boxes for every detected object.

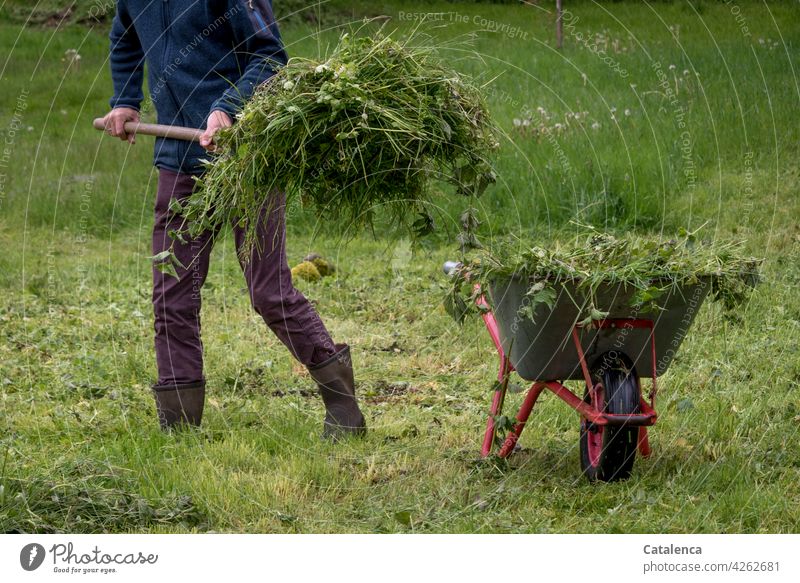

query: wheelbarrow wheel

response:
[580,352,640,482]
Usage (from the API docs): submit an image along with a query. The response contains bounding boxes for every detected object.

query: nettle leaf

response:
[456,231,482,253]
[578,306,610,327]
[453,164,477,189]
[443,289,471,324]
[167,229,187,244]
[474,169,496,198]
[531,287,556,310]
[168,197,184,215]
[149,250,174,263]
[411,212,435,237]
[171,253,187,270]
[517,303,534,322]
[154,261,179,280]
[492,415,514,432]
[634,285,665,305]
[453,165,496,198]
[518,284,556,323]
[632,285,667,313]
[460,208,480,231]
[148,249,186,281]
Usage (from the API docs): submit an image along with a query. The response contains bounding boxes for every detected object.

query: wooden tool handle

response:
[93,118,203,142]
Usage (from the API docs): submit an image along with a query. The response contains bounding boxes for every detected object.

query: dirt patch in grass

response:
[364,380,416,403]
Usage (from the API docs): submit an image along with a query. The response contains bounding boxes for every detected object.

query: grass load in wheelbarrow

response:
[176,31,499,257]
[446,227,762,325]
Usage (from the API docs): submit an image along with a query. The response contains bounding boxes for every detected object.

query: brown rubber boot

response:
[151,380,205,430]
[307,344,366,440]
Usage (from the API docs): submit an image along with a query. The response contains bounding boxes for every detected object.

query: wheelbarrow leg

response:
[481,388,504,457]
[481,356,512,457]
[638,426,651,458]
[497,382,546,458]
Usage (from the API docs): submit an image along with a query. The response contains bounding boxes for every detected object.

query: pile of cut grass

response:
[0,457,206,533]
[447,226,762,323]
[178,29,498,256]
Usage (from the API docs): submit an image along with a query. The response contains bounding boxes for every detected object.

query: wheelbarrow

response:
[444,261,711,482]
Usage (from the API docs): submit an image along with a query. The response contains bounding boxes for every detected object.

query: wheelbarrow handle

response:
[92,118,203,142]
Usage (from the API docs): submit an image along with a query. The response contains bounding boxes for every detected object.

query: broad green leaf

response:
[149,250,174,263]
[393,511,412,526]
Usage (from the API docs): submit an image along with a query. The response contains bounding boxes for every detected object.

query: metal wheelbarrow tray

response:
[489,277,711,382]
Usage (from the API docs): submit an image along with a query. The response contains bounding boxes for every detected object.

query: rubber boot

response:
[307,344,366,440]
[151,380,205,430]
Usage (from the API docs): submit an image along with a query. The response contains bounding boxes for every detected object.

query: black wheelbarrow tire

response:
[580,351,641,482]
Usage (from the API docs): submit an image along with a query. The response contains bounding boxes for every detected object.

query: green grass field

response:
[1,0,799,533]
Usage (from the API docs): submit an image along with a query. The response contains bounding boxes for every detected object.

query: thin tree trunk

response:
[556,0,563,49]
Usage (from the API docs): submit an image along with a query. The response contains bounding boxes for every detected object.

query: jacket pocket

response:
[244,0,276,39]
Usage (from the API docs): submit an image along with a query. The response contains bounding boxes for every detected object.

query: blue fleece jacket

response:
[109,0,288,174]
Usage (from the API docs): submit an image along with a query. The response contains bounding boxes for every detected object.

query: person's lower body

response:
[150,168,365,437]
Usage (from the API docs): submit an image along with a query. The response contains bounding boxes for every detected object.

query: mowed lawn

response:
[0,1,799,533]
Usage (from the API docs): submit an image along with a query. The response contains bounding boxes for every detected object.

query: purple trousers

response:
[153,169,335,385]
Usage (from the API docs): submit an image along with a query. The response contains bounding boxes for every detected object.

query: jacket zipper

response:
[160,0,180,116]
[160,0,170,92]
[248,0,269,34]
[160,0,186,165]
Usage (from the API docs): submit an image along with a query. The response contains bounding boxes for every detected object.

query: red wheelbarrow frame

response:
[476,285,659,459]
